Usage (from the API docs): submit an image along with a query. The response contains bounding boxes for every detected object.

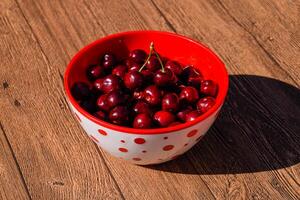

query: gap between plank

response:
[215,0,299,87]
[0,122,33,200]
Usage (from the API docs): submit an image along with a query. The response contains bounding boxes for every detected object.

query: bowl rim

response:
[64,30,229,134]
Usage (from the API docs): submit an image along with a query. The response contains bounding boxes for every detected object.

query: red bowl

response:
[64,31,228,165]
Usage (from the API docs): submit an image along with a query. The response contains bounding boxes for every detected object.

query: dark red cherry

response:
[80,97,97,113]
[143,85,162,106]
[133,113,152,129]
[181,66,200,83]
[169,121,182,126]
[124,71,144,90]
[165,61,182,76]
[197,97,216,114]
[141,69,154,82]
[112,65,127,78]
[176,106,193,122]
[109,106,130,125]
[162,93,179,112]
[179,86,199,103]
[96,94,110,112]
[93,78,104,92]
[101,75,122,93]
[153,68,175,87]
[133,90,144,100]
[102,53,116,69]
[185,110,200,122]
[153,111,175,127]
[129,49,147,64]
[106,90,125,108]
[93,110,106,120]
[71,82,90,101]
[188,76,203,87]
[200,80,218,97]
[146,56,160,71]
[133,101,152,115]
[86,65,105,81]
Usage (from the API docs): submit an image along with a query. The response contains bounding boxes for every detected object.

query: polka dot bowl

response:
[64,31,228,165]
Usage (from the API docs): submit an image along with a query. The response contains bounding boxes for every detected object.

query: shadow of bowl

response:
[144,75,300,174]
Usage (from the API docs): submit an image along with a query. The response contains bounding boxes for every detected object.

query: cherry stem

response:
[139,42,165,72]
[138,42,154,72]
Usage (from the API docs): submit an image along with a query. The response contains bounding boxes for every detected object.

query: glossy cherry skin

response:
[71,82,90,101]
[188,76,203,87]
[197,97,216,114]
[162,93,179,112]
[109,106,130,125]
[106,90,125,108]
[146,56,160,71]
[185,110,200,122]
[180,66,200,83]
[153,68,175,87]
[200,80,218,97]
[129,49,147,64]
[141,69,154,82]
[93,110,106,120]
[133,113,152,129]
[133,101,152,115]
[86,65,105,81]
[94,75,121,93]
[96,94,110,112]
[179,86,199,103]
[165,61,182,76]
[143,85,162,106]
[133,90,144,100]
[102,53,116,69]
[112,65,127,78]
[153,111,175,127]
[124,71,144,90]
[176,106,193,122]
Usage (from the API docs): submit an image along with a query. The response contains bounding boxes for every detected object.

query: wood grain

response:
[0,0,299,199]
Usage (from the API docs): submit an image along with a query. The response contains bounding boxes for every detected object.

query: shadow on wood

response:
[145,75,300,174]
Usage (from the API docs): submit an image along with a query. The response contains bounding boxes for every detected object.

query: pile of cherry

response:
[71,43,217,129]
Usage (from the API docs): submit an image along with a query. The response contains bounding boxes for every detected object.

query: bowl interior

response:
[65,31,228,133]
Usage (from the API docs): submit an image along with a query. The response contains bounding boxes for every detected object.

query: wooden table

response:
[0,0,299,199]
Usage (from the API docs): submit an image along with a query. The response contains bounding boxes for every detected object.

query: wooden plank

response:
[0,123,30,200]
[0,0,123,199]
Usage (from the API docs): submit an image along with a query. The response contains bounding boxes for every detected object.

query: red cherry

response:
[154,111,175,127]
[165,61,182,75]
[98,75,122,93]
[102,53,116,69]
[112,65,127,78]
[143,85,162,106]
[106,90,125,108]
[162,93,179,112]
[141,69,154,82]
[176,106,193,122]
[133,101,152,115]
[93,110,106,120]
[71,82,90,101]
[187,76,203,87]
[197,97,216,114]
[153,68,175,87]
[109,106,130,125]
[179,86,199,103]
[200,80,218,97]
[185,110,200,122]
[146,56,160,71]
[86,65,105,81]
[129,49,147,64]
[96,94,110,112]
[181,66,200,83]
[133,90,144,100]
[133,113,152,129]
[124,71,144,90]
